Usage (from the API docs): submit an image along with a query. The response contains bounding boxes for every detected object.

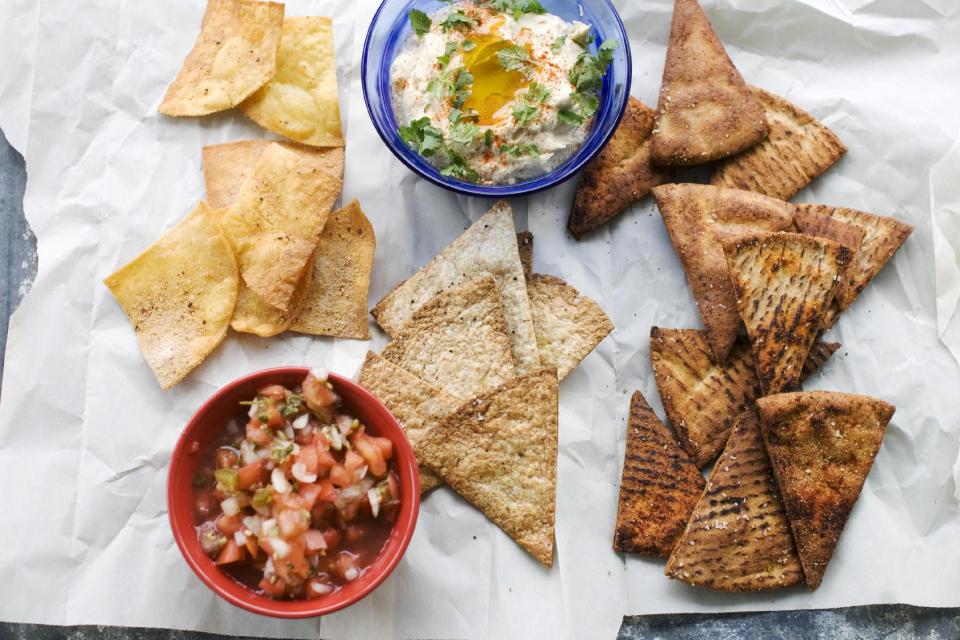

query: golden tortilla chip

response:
[381,277,517,399]
[757,391,895,589]
[416,369,559,567]
[711,87,847,200]
[517,231,534,279]
[613,391,705,556]
[357,351,462,493]
[372,201,541,373]
[230,255,314,337]
[527,274,612,381]
[652,183,795,362]
[240,17,344,146]
[724,232,851,395]
[159,0,284,117]
[569,97,672,238]
[650,0,768,166]
[103,203,239,388]
[794,207,864,309]
[664,408,804,591]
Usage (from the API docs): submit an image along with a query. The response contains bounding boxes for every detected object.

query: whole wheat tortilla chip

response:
[724,232,851,395]
[382,277,517,399]
[794,207,864,309]
[650,0,768,166]
[357,351,462,493]
[652,184,795,362]
[372,201,541,373]
[416,369,559,567]
[159,0,284,117]
[517,231,534,279]
[103,203,239,388]
[527,274,612,381]
[291,200,376,339]
[664,408,804,591]
[230,254,313,337]
[203,140,344,210]
[569,97,672,238]
[711,87,847,200]
[757,391,895,589]
[613,391,705,556]
[240,17,344,146]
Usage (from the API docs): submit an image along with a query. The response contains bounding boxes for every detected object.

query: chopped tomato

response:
[303,373,337,412]
[329,464,352,488]
[343,450,366,477]
[299,480,336,510]
[273,540,310,585]
[216,448,239,469]
[245,420,271,446]
[264,403,284,429]
[352,435,386,477]
[306,576,334,598]
[304,530,328,555]
[244,534,260,558]
[311,500,336,528]
[216,539,246,565]
[371,436,393,461]
[315,446,336,475]
[236,459,265,490]
[331,552,359,582]
[258,384,288,401]
[294,427,315,446]
[278,508,310,539]
[259,576,286,597]
[297,444,318,476]
[321,527,342,551]
[216,514,242,536]
[274,492,307,512]
[387,472,399,501]
[194,489,213,517]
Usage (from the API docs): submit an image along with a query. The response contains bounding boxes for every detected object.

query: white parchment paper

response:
[1,1,960,639]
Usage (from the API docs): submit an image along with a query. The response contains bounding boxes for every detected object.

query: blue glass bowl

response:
[361,0,632,198]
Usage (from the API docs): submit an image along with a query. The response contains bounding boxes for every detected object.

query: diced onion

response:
[344,566,359,582]
[354,465,368,482]
[262,518,278,536]
[284,424,295,440]
[264,558,275,577]
[305,530,327,552]
[241,515,262,535]
[337,414,355,435]
[292,462,318,484]
[368,488,381,518]
[328,427,343,451]
[248,403,258,419]
[269,537,290,559]
[311,580,334,595]
[233,530,247,547]
[271,468,291,494]
[292,413,310,430]
[220,497,240,517]
[310,367,329,382]
[240,440,258,465]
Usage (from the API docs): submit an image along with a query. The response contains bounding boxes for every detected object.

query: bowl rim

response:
[166,366,420,618]
[360,0,633,198]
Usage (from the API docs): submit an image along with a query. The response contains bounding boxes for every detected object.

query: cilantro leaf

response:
[497,45,532,75]
[512,82,550,127]
[441,10,478,31]
[557,108,583,126]
[572,90,599,119]
[449,120,480,145]
[569,39,617,93]
[597,39,617,67]
[399,117,443,157]
[500,143,539,157]
[551,35,566,53]
[408,9,431,37]
[440,152,480,183]
[463,39,476,51]
[484,129,494,146]
[483,0,545,20]
[437,40,458,68]
[453,68,473,108]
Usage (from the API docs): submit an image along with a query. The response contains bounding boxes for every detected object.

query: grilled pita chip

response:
[711,87,847,200]
[724,232,850,395]
[794,207,864,309]
[416,369,559,567]
[650,0,768,166]
[614,391,705,556]
[757,391,895,589]
[372,201,541,373]
[569,97,672,238]
[803,341,842,379]
[664,408,804,591]
[652,184,795,361]
[527,274,613,381]
[517,231,534,279]
[357,351,462,492]
[381,277,517,399]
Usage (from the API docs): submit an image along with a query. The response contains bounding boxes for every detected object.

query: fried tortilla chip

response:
[240,17,344,146]
[291,200,376,339]
[381,277,517,399]
[230,255,313,337]
[650,0,769,166]
[613,391,705,556]
[517,231,534,279]
[724,232,850,395]
[569,97,672,238]
[664,409,804,591]
[794,207,864,309]
[711,88,847,200]
[372,201,541,373]
[159,0,284,117]
[527,274,612,381]
[757,391,895,589]
[104,203,239,388]
[416,369,559,567]
[357,351,462,493]
[652,184,795,362]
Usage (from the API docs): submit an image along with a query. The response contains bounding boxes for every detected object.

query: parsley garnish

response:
[569,39,617,93]
[440,152,480,183]
[484,129,494,146]
[449,120,480,145]
[399,117,443,157]
[497,45,533,76]
[462,39,476,52]
[408,9,431,37]
[482,0,546,20]
[438,41,458,68]
[500,143,539,157]
[512,82,550,127]
[551,35,566,52]
[452,68,473,109]
[441,10,477,31]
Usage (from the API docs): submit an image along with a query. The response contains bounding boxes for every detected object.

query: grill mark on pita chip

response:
[756,391,895,589]
[794,207,864,310]
[517,231,534,279]
[650,0,769,166]
[614,391,705,556]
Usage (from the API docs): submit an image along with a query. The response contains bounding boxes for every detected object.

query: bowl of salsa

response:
[167,366,420,617]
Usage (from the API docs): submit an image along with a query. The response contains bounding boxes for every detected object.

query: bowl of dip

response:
[362,0,631,197]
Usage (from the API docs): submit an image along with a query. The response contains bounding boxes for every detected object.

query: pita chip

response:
[757,391,895,589]
[230,255,313,337]
[517,231,534,279]
[794,206,864,309]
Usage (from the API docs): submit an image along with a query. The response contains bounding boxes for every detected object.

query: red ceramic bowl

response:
[167,366,420,618]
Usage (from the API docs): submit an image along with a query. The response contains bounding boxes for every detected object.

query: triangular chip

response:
[159,0,284,117]
[794,207,864,309]
[381,277,517,399]
[372,201,541,373]
[650,0,768,166]
[240,16,344,146]
[230,254,314,337]
[724,232,850,395]
[527,274,612,381]
[613,391,705,556]
[517,231,534,279]
[104,203,239,388]
[711,87,847,200]
[652,183,795,361]
[757,391,895,589]
[664,409,804,591]
[569,97,672,238]
[357,351,462,493]
[291,200,376,339]
[416,369,559,567]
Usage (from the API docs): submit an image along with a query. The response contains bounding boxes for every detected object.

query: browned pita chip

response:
[569,97,672,238]
[711,87,847,200]
[230,254,313,337]
[794,207,864,309]
[517,231,534,279]
[652,184,795,361]
[757,391,895,589]
[614,391,705,556]
[724,232,850,395]
[803,341,841,379]
[416,369,559,567]
[650,0,768,166]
